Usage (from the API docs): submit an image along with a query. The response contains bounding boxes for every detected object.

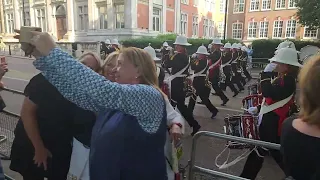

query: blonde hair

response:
[101,51,119,75]
[120,47,166,97]
[299,55,320,127]
[79,51,102,67]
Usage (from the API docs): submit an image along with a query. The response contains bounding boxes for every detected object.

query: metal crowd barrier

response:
[0,88,22,160]
[188,131,281,180]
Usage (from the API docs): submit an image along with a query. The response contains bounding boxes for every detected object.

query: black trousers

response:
[171,80,199,128]
[188,77,218,114]
[240,113,286,179]
[242,65,252,80]
[223,66,238,93]
[209,76,228,102]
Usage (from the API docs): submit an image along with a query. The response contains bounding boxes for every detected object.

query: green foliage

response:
[251,39,320,62]
[296,0,320,29]
[121,34,239,54]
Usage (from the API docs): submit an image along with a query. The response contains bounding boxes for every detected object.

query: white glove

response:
[191,53,197,59]
[247,107,258,115]
[264,63,277,72]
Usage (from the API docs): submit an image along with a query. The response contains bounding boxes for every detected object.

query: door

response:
[56,15,67,40]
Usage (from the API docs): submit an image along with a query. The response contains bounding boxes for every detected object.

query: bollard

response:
[8,45,11,55]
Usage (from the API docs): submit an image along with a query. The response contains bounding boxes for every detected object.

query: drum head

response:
[300,45,320,64]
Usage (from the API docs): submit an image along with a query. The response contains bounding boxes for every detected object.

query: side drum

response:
[223,114,259,149]
[242,94,263,110]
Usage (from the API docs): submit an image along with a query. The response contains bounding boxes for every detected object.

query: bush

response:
[121,33,239,54]
[251,39,320,62]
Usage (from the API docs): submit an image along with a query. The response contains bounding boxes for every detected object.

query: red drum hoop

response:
[242,94,263,110]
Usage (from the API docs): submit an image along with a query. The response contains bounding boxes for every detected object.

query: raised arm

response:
[33,48,164,132]
[165,98,185,134]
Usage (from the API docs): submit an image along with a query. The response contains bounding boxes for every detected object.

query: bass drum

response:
[299,45,320,65]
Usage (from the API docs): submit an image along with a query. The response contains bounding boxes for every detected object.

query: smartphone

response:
[0,57,7,72]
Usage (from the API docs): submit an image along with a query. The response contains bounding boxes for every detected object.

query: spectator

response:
[281,54,320,180]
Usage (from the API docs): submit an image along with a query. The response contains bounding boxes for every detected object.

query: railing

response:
[188,131,280,180]
[0,41,101,58]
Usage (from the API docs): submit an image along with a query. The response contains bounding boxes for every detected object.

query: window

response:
[78,5,88,31]
[209,20,214,37]
[36,8,47,32]
[233,0,245,13]
[153,8,161,31]
[193,0,199,6]
[115,4,125,29]
[273,18,283,38]
[259,21,269,38]
[5,0,12,5]
[285,19,296,38]
[288,0,296,8]
[21,11,30,26]
[275,0,285,9]
[5,13,14,34]
[261,0,271,10]
[217,22,224,39]
[250,0,259,11]
[98,6,108,29]
[203,18,209,37]
[248,21,257,38]
[181,0,188,4]
[304,27,318,38]
[220,0,226,13]
[232,22,243,39]
[192,16,199,37]
[180,13,187,35]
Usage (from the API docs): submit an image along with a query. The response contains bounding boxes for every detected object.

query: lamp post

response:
[223,0,228,41]
[22,0,25,26]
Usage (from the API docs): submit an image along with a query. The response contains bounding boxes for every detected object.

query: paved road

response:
[0,55,284,180]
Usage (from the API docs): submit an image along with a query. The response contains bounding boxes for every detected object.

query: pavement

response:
[0,55,284,180]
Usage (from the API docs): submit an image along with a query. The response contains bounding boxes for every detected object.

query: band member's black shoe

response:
[233,92,239,97]
[211,92,217,96]
[211,111,218,119]
[239,88,245,92]
[221,99,229,106]
[191,124,201,136]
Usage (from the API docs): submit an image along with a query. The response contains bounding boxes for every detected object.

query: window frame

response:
[303,27,318,39]
[114,3,125,29]
[97,5,108,30]
[35,8,47,32]
[285,19,297,38]
[288,0,296,8]
[152,8,162,32]
[247,20,258,39]
[77,4,88,31]
[275,0,285,9]
[261,0,271,11]
[180,13,188,36]
[192,15,199,37]
[232,22,243,39]
[233,0,245,13]
[272,18,284,38]
[5,12,14,34]
[249,0,259,12]
[259,20,269,38]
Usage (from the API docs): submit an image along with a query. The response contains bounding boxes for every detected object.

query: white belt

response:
[193,74,206,77]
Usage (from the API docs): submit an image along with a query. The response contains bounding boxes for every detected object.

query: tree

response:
[296,0,320,29]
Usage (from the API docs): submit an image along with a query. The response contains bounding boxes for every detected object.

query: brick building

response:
[0,0,226,42]
[226,0,319,42]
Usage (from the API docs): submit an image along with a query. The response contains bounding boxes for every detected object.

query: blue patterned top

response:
[33,48,165,134]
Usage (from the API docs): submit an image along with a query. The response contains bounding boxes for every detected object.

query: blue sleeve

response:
[33,48,164,133]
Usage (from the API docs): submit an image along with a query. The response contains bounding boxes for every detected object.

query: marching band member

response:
[230,43,245,91]
[235,43,248,85]
[208,39,229,106]
[221,42,239,97]
[160,41,172,74]
[239,45,252,81]
[240,47,302,179]
[109,39,121,53]
[164,35,201,136]
[188,45,219,119]
[247,44,253,68]
[144,44,165,88]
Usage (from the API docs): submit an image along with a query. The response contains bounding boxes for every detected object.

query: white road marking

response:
[3,76,30,82]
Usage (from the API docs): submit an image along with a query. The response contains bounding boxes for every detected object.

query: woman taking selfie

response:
[15,30,169,180]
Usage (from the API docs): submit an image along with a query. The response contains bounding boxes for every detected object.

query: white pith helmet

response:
[144,43,160,61]
[173,35,192,46]
[105,39,111,44]
[224,42,232,49]
[111,39,120,46]
[231,43,240,49]
[237,43,242,49]
[211,38,224,45]
[196,44,210,55]
[275,40,299,55]
[269,47,302,67]
[163,41,169,47]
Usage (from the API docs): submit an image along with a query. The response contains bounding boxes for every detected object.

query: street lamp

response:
[223,0,228,41]
[22,0,25,26]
